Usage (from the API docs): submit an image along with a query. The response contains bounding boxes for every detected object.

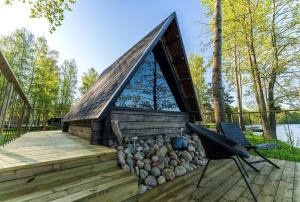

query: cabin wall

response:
[68,121,92,141]
[111,108,193,138]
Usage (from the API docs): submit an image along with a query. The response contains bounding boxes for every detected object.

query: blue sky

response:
[0,0,211,86]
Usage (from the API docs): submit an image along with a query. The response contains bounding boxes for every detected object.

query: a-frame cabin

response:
[63,12,201,146]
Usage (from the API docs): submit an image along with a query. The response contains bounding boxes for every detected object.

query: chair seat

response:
[254,143,278,150]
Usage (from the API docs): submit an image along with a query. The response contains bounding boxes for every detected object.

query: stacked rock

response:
[116,134,207,194]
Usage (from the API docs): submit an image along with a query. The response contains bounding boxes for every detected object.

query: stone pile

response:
[116,133,207,194]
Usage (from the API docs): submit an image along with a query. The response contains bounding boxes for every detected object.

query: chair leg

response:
[241,157,260,173]
[197,159,210,187]
[231,157,257,202]
[253,149,280,169]
[237,157,248,177]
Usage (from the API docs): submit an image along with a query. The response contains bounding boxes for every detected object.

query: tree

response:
[189,53,210,118]
[212,0,226,133]
[4,0,76,33]
[59,59,78,114]
[80,67,99,96]
[0,28,36,94]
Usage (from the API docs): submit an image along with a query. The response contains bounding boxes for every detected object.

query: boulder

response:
[182,151,193,162]
[162,168,175,181]
[157,176,166,185]
[156,145,168,157]
[151,155,159,162]
[144,175,157,187]
[136,160,144,169]
[139,169,149,179]
[175,166,187,177]
[151,167,161,177]
[117,150,126,166]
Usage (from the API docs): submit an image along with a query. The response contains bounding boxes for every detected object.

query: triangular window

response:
[114,52,180,111]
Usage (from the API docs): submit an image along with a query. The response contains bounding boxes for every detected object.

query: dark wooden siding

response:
[68,121,92,140]
[111,108,193,138]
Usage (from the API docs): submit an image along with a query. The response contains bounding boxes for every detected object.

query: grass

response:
[245,131,300,162]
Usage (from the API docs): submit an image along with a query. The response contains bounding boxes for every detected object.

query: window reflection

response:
[114,52,180,112]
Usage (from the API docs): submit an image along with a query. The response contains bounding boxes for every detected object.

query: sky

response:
[0,0,212,88]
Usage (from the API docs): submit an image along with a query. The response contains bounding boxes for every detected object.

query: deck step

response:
[4,168,138,202]
[0,150,117,183]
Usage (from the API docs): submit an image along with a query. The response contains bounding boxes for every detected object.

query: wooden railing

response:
[0,51,31,146]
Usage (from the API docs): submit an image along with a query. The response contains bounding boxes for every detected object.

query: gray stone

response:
[138,184,148,194]
[151,167,161,177]
[136,160,144,169]
[169,152,178,160]
[161,157,169,168]
[143,143,150,152]
[157,176,166,185]
[144,175,157,187]
[153,144,159,151]
[166,143,173,152]
[152,161,164,170]
[126,158,134,168]
[134,152,144,160]
[182,151,193,162]
[156,146,168,157]
[136,146,143,152]
[170,160,177,166]
[175,166,187,177]
[117,150,126,166]
[135,166,140,176]
[144,163,152,172]
[188,145,195,152]
[139,169,149,179]
[162,168,175,181]
[151,155,159,162]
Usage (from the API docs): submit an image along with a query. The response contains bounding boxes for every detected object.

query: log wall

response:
[111,109,193,138]
[68,121,92,141]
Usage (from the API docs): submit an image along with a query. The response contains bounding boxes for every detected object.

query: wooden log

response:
[111,120,123,145]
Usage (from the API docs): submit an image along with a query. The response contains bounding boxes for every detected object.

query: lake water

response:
[247,124,300,147]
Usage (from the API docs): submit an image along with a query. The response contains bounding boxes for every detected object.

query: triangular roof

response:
[63,12,201,122]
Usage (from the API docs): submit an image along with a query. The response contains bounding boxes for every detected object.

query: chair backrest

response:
[187,123,249,159]
[220,123,250,146]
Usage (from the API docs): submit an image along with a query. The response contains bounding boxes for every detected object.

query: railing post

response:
[17,103,26,136]
[0,82,13,133]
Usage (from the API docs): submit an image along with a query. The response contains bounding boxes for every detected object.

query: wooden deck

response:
[1,131,299,201]
[0,130,115,171]
[134,158,300,202]
[0,131,138,201]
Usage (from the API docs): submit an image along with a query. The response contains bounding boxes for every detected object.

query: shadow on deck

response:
[134,158,300,202]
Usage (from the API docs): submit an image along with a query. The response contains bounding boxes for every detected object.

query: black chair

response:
[221,123,280,172]
[186,123,257,202]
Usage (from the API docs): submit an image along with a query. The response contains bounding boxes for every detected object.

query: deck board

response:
[0,131,115,172]
[138,158,299,202]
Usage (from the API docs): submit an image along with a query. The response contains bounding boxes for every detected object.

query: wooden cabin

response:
[62,13,201,146]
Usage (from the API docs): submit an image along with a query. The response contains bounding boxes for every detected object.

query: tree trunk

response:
[234,35,245,130]
[212,0,226,133]
[246,0,272,138]
[268,0,279,139]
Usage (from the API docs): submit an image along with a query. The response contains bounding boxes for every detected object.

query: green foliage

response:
[4,0,76,33]
[80,67,99,96]
[245,131,300,162]
[188,54,207,108]
[0,28,78,115]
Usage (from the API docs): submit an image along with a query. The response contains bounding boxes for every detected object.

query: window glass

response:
[114,52,180,112]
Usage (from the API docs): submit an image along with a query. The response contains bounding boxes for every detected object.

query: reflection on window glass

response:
[114,52,180,111]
